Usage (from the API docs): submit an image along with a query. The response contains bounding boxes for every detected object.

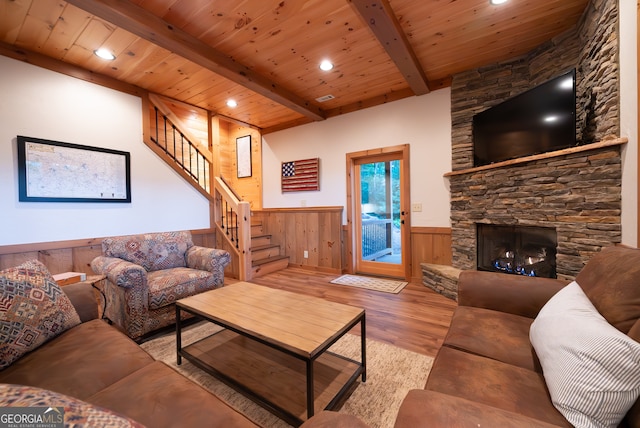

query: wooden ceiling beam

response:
[349,0,430,95]
[65,0,326,122]
[0,41,145,98]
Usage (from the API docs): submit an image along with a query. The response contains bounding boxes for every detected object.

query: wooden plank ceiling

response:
[0,0,589,133]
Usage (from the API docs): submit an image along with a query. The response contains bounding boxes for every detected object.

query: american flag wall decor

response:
[281,158,320,192]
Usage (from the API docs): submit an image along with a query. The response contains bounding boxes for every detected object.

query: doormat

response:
[330,274,408,294]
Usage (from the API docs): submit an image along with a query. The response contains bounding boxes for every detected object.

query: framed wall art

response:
[281,158,320,192]
[236,135,252,178]
[17,135,131,203]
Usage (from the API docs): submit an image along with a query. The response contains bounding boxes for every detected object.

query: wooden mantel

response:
[444,137,628,177]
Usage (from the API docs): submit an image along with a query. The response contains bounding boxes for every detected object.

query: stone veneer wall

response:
[448,0,621,279]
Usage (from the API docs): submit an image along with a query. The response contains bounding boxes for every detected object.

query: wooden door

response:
[346,145,411,280]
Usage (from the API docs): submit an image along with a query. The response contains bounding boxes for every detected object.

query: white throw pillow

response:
[530,281,640,428]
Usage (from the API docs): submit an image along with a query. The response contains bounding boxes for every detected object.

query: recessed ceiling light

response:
[226,99,238,108]
[94,48,115,60]
[490,0,508,4]
[319,60,334,71]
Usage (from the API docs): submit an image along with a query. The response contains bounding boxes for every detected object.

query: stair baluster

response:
[234,211,239,248]
[224,201,229,235]
[149,106,211,193]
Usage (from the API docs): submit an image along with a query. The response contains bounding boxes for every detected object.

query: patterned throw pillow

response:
[0,384,145,427]
[0,260,81,370]
[530,281,640,428]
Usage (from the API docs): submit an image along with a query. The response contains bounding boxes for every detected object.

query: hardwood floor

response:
[228,268,457,357]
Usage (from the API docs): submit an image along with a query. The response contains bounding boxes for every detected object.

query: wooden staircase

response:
[250,221,289,278]
[145,94,291,280]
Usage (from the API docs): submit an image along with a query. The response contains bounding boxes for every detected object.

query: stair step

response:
[252,254,289,267]
[252,243,279,250]
[251,234,272,247]
[251,255,290,278]
[251,244,282,261]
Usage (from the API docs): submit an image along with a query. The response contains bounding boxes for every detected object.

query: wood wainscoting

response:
[251,207,343,274]
[0,222,451,282]
[410,227,452,281]
[0,230,217,276]
[252,207,451,280]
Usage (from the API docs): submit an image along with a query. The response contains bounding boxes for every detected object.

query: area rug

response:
[141,322,432,428]
[330,274,408,294]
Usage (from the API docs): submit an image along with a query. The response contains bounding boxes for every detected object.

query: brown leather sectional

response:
[0,282,258,428]
[394,246,640,427]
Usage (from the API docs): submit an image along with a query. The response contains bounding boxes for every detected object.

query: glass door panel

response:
[355,154,405,278]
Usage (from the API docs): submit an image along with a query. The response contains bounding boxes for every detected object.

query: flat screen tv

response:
[472,69,576,167]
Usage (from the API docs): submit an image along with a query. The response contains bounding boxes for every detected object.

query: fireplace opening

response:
[477,224,557,278]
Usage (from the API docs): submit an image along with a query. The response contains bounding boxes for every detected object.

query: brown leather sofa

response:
[394,246,640,427]
[0,281,258,428]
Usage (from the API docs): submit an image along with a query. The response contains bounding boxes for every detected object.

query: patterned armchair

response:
[91,231,230,341]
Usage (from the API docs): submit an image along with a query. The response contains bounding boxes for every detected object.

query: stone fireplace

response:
[423,138,625,300]
[446,0,621,281]
[422,0,623,298]
[448,141,623,281]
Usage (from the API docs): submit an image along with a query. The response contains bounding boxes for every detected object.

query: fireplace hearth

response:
[477,224,557,278]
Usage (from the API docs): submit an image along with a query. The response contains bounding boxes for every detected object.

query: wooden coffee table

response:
[175,281,366,426]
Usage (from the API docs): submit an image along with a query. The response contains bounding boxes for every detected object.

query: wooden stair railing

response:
[214,177,252,281]
[148,103,211,194]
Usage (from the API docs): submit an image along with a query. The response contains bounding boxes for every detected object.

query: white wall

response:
[262,88,452,227]
[619,0,638,247]
[0,56,211,246]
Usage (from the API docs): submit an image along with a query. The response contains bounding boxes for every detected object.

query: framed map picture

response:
[16,135,131,203]
[236,135,252,178]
